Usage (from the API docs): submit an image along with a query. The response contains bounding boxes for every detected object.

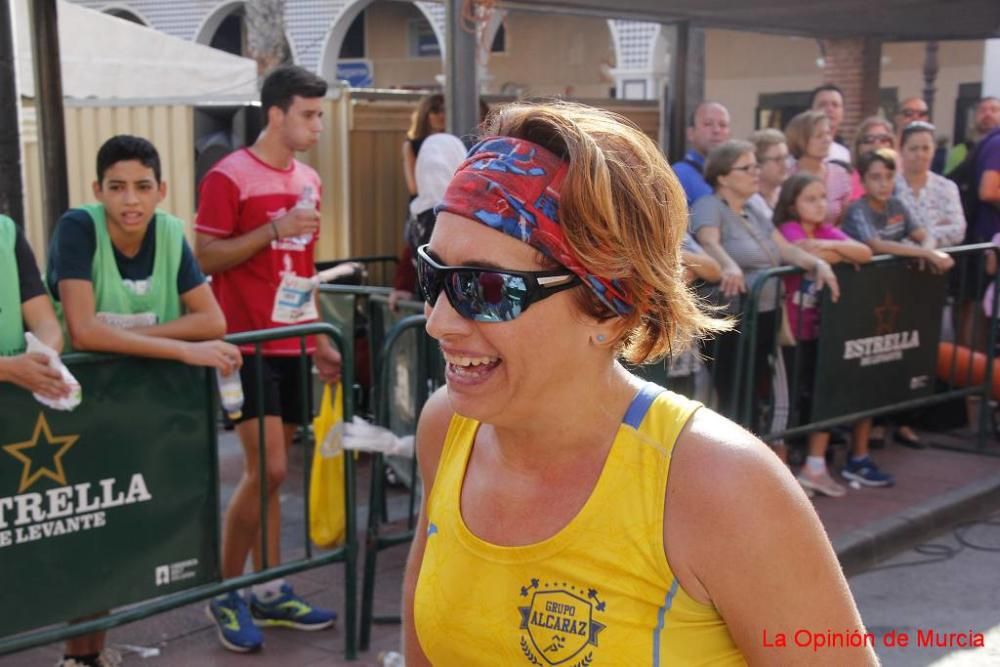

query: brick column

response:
[821,37,882,144]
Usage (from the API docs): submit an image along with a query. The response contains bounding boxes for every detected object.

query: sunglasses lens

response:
[448,271,528,322]
[416,255,441,305]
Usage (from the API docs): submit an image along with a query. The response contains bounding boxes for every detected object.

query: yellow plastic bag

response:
[309,383,346,548]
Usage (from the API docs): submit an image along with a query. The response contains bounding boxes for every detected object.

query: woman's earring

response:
[596,334,606,343]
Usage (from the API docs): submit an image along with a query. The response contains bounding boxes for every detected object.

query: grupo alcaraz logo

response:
[517,578,605,666]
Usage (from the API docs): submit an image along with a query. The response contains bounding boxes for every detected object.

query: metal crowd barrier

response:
[0,322,360,659]
[359,296,442,651]
[737,244,1000,451]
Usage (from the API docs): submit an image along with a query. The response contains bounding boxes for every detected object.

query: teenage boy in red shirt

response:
[195,65,341,653]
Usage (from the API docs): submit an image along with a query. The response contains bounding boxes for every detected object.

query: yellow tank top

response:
[414,383,746,666]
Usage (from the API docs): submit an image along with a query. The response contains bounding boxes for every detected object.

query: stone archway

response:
[193,0,244,49]
[607,20,663,100]
[101,5,150,26]
[318,0,446,83]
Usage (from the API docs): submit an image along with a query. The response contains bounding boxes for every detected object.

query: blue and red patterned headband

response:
[437,136,633,317]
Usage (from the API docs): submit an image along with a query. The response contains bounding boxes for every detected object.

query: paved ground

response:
[4,427,1000,666]
[850,516,1000,666]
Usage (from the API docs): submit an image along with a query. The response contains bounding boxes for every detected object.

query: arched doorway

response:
[318,0,445,88]
[195,1,295,64]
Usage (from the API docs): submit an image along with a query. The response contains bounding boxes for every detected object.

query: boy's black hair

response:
[856,147,897,177]
[260,65,328,118]
[96,135,162,183]
[809,83,845,108]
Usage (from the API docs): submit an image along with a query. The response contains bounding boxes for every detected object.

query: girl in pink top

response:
[775,173,872,498]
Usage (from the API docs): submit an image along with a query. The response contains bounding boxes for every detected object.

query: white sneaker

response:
[56,648,122,667]
[798,469,848,498]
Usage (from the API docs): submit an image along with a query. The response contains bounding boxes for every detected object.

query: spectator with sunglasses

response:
[894,97,930,148]
[850,117,897,201]
[402,102,874,666]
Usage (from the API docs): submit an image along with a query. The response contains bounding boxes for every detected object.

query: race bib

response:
[97,311,158,329]
[271,274,318,324]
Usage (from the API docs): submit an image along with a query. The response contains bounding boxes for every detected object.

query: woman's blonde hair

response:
[481,101,729,365]
[407,93,445,140]
[748,128,786,162]
[784,110,829,159]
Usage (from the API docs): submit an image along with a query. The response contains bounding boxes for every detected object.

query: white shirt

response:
[825,141,851,166]
[409,133,468,217]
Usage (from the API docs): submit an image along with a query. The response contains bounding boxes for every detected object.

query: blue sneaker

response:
[207,591,263,653]
[250,583,337,630]
[842,457,895,487]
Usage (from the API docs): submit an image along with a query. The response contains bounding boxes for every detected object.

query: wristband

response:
[270,220,279,241]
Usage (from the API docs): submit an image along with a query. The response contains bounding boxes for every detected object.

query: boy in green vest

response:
[47,135,242,667]
[0,214,69,398]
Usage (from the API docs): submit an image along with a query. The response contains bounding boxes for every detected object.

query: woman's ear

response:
[589,318,627,348]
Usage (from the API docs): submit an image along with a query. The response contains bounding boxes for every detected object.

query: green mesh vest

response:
[57,205,185,350]
[0,215,26,356]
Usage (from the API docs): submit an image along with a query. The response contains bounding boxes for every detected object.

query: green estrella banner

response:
[811,262,946,423]
[0,356,220,637]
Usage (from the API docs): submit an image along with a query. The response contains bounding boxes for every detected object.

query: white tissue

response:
[25,332,82,411]
[342,417,415,458]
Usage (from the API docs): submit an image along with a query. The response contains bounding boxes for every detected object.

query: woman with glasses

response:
[744,128,792,458]
[894,97,930,147]
[785,111,853,226]
[850,117,897,200]
[402,103,874,665]
[692,140,838,429]
[747,128,789,217]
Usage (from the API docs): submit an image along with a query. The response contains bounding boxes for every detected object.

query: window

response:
[490,22,506,53]
[339,11,366,59]
[210,11,245,58]
[409,19,441,58]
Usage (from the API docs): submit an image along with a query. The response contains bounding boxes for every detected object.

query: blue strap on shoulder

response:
[622,382,666,429]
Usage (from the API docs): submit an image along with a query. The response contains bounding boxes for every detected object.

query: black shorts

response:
[237,355,313,425]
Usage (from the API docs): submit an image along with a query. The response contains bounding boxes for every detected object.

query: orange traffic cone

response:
[937,342,1000,400]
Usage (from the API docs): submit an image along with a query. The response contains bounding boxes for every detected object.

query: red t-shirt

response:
[195,148,322,356]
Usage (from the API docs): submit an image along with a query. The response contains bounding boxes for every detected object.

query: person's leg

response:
[843,418,894,487]
[851,418,872,460]
[768,341,789,463]
[208,355,283,653]
[63,628,106,664]
[748,311,777,434]
[227,416,289,576]
[707,326,740,418]
[247,358,335,631]
[797,431,846,497]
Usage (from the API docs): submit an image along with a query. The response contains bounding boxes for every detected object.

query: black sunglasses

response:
[416,244,581,322]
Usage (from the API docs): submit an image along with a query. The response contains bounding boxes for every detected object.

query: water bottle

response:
[290,185,317,245]
[216,369,244,420]
[379,652,405,667]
